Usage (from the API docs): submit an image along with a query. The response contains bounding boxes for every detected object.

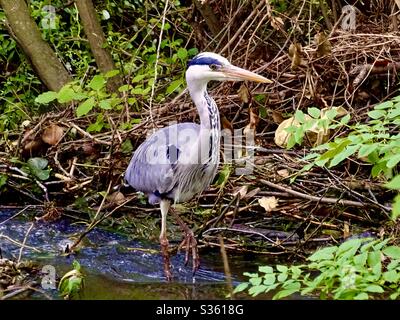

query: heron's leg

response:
[160,199,172,281]
[169,207,200,275]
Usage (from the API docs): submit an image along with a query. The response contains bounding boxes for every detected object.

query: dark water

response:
[0,210,275,300]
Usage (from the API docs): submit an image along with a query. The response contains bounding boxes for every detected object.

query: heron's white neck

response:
[187,79,221,164]
[187,80,220,131]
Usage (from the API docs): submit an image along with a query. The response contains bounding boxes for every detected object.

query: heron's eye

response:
[209,64,219,71]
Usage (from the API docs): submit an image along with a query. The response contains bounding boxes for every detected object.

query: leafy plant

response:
[58,260,84,300]
[235,238,400,300]
[291,97,400,220]
[284,107,350,149]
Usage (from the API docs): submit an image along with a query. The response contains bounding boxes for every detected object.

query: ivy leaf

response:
[27,157,50,181]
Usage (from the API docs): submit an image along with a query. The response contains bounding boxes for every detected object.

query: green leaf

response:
[367,251,381,268]
[249,277,262,286]
[273,284,300,300]
[329,144,359,167]
[28,157,48,170]
[383,270,399,283]
[308,107,321,118]
[131,74,147,83]
[387,105,400,118]
[0,174,8,188]
[89,75,106,91]
[99,99,112,110]
[249,285,268,296]
[374,101,393,110]
[368,109,386,119]
[276,265,288,273]
[263,274,276,285]
[177,48,188,60]
[340,114,351,125]
[76,97,95,117]
[277,273,288,282]
[353,252,368,266]
[391,195,400,221]
[308,246,338,261]
[35,91,58,104]
[72,260,81,271]
[387,154,400,169]
[354,292,369,300]
[27,157,50,181]
[358,144,378,158]
[259,266,274,274]
[324,109,338,120]
[105,70,120,78]
[233,282,249,293]
[294,110,305,122]
[121,139,133,154]
[118,84,130,92]
[337,239,362,255]
[385,176,400,190]
[57,86,76,103]
[364,285,384,293]
[243,272,258,278]
[187,48,198,56]
[383,246,400,259]
[166,78,183,94]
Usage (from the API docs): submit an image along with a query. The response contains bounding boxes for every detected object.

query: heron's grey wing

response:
[124,123,200,204]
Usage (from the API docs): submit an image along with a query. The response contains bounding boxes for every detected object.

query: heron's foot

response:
[178,229,200,275]
[160,237,172,281]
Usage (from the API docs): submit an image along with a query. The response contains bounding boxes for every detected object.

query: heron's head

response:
[186,52,272,84]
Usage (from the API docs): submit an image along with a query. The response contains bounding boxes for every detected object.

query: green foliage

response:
[301,98,400,177]
[58,260,84,300]
[385,176,400,220]
[26,157,51,181]
[292,97,400,220]
[1,0,198,131]
[285,107,349,149]
[235,238,400,300]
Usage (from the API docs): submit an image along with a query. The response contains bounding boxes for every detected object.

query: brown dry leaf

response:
[343,221,350,239]
[288,43,303,70]
[396,0,400,10]
[232,185,248,199]
[107,191,126,206]
[314,32,332,58]
[274,117,300,148]
[277,169,289,178]
[244,187,260,200]
[258,196,278,213]
[272,110,284,124]
[243,107,259,136]
[42,124,64,145]
[221,115,233,133]
[270,16,284,31]
[23,139,44,155]
[238,84,251,104]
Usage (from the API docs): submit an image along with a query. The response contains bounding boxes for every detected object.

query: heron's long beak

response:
[222,65,273,83]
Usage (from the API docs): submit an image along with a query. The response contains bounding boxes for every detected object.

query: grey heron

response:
[125,52,271,280]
